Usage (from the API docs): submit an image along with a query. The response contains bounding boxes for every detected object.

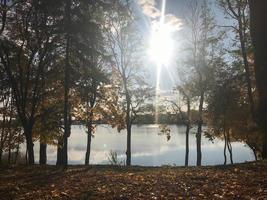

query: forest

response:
[0,0,267,199]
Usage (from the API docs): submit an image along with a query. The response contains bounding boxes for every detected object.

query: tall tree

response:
[219,0,255,120]
[166,85,192,166]
[178,86,192,167]
[62,0,71,166]
[76,52,108,165]
[56,0,109,166]
[105,1,152,165]
[184,0,219,166]
[33,76,63,165]
[248,0,267,159]
[0,0,62,164]
[55,0,72,166]
[207,60,240,165]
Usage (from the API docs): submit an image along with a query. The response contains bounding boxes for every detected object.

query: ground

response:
[0,161,267,200]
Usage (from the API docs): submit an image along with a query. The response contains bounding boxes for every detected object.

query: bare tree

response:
[105,1,152,166]
[165,86,192,166]
[219,0,255,120]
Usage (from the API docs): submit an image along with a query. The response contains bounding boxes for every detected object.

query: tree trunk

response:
[196,91,204,166]
[125,87,131,166]
[238,22,255,119]
[62,132,68,165]
[0,99,8,165]
[0,132,3,165]
[226,131,233,164]
[223,130,227,165]
[25,146,28,164]
[8,145,11,164]
[248,0,267,159]
[8,126,11,164]
[85,118,92,165]
[0,149,2,165]
[246,140,258,161]
[227,142,233,164]
[126,123,131,166]
[25,130,34,165]
[39,142,47,165]
[253,148,258,161]
[61,0,72,166]
[185,124,190,166]
[14,144,19,164]
[185,98,190,167]
[56,138,63,165]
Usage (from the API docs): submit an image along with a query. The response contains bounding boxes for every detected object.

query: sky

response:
[132,0,184,93]
[132,0,229,97]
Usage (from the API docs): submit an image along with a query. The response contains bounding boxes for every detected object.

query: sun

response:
[148,23,174,65]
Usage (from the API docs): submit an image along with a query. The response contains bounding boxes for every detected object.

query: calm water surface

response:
[30,125,255,166]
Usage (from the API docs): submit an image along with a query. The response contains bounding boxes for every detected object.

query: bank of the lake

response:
[1,160,266,200]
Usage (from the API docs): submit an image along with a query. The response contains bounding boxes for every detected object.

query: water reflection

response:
[30,125,255,166]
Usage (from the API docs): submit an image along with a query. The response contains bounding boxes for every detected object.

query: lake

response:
[29,125,255,166]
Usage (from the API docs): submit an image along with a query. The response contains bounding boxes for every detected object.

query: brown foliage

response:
[0,161,267,199]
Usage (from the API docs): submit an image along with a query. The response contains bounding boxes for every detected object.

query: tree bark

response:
[248,0,267,159]
[0,128,4,165]
[25,130,34,165]
[196,91,204,166]
[126,90,131,166]
[238,22,255,119]
[123,76,132,166]
[253,148,258,161]
[226,131,233,164]
[224,0,255,119]
[126,122,131,166]
[39,142,47,165]
[62,131,68,165]
[61,0,72,166]
[56,138,63,165]
[14,144,19,164]
[227,142,233,164]
[0,149,2,165]
[246,139,259,161]
[185,124,190,166]
[185,98,190,167]
[223,130,227,165]
[85,117,92,165]
[8,144,11,164]
[25,147,28,164]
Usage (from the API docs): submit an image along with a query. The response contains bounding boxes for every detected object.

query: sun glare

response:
[149,0,175,124]
[148,24,174,65]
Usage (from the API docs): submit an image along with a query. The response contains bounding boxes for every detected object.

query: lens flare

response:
[148,24,174,65]
[148,0,175,124]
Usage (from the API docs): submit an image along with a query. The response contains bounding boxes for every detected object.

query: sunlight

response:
[148,0,174,66]
[148,23,174,65]
[149,0,176,124]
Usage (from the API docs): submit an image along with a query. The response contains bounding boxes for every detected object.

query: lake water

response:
[30,125,255,166]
